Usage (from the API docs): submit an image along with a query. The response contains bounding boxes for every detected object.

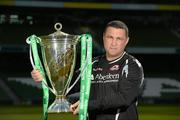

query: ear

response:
[103,33,105,41]
[125,37,129,45]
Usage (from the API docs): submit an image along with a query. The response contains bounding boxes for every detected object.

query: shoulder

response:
[125,53,143,68]
[124,53,144,85]
[124,53,144,78]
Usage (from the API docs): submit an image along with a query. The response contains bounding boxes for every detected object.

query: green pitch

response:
[138,104,180,120]
[0,104,179,120]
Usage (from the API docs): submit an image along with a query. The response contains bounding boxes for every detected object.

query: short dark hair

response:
[104,20,129,37]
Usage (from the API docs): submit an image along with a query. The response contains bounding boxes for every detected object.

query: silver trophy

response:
[41,23,79,113]
[27,23,83,114]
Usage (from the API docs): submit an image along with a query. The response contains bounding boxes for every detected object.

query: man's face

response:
[103,26,129,61]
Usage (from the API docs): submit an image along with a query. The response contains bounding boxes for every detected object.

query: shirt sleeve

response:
[101,59,144,110]
[88,99,103,111]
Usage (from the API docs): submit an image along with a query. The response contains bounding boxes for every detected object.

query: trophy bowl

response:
[39,23,80,113]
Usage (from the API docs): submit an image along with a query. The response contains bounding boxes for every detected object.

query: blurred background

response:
[0,0,180,120]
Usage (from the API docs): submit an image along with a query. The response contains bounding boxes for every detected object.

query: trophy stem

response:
[48,95,70,113]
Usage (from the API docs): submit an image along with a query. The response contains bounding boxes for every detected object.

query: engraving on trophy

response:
[48,48,74,95]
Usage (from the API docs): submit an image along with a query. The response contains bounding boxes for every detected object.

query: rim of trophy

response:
[39,22,80,44]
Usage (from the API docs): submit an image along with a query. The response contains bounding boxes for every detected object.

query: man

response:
[31,20,144,120]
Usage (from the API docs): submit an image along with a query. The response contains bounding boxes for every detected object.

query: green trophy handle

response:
[26,35,49,120]
[79,34,92,120]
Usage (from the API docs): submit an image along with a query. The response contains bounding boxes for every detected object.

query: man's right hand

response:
[70,100,80,115]
[31,69,43,82]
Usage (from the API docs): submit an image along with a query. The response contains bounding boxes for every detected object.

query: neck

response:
[106,52,125,61]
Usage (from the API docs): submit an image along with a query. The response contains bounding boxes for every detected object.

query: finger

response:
[31,70,43,82]
[71,101,79,108]
[31,69,40,76]
[70,100,80,112]
[73,105,79,115]
[34,77,43,83]
[73,101,80,107]
[70,104,74,111]
[70,105,75,112]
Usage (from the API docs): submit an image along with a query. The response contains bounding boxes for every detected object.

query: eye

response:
[106,35,113,40]
[116,37,125,41]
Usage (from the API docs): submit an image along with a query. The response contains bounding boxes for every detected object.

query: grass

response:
[138,104,180,120]
[0,104,179,120]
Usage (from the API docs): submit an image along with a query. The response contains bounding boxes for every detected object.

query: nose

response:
[111,39,117,46]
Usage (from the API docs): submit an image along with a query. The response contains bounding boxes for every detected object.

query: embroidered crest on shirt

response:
[110,65,119,71]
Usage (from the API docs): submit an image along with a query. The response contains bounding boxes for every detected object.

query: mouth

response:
[110,47,117,50]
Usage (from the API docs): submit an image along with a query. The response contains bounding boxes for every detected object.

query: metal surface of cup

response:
[39,26,80,113]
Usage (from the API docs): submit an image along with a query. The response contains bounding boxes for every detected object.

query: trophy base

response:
[48,97,70,113]
[48,112,78,120]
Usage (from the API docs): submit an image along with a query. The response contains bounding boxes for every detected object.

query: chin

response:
[108,54,118,58]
